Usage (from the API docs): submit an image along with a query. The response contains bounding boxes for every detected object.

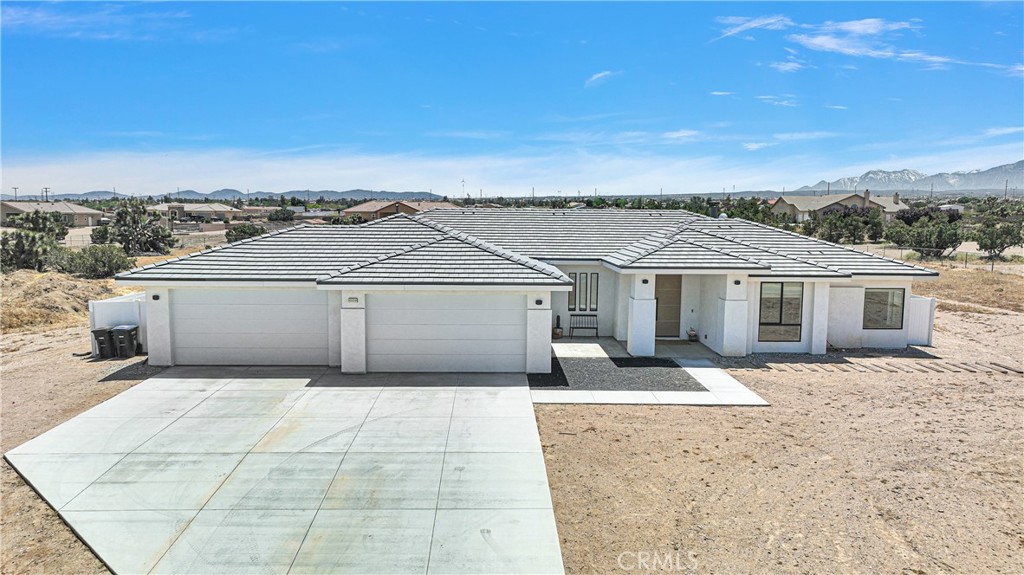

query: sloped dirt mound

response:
[1,270,141,332]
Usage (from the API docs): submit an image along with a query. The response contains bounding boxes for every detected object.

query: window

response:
[863,288,905,330]
[567,272,600,312]
[758,282,803,342]
[568,273,577,311]
[578,273,588,310]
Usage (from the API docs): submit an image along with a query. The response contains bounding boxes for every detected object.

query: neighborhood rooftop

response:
[117,209,937,284]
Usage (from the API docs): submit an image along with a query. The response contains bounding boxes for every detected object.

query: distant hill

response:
[0,189,444,202]
[796,160,1023,194]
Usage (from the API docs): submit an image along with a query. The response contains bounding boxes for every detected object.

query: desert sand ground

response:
[1,270,1022,574]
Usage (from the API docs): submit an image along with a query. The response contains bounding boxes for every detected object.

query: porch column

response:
[526,292,553,373]
[145,287,173,366]
[340,291,366,374]
[720,274,749,357]
[326,291,342,367]
[810,282,830,355]
[626,274,656,356]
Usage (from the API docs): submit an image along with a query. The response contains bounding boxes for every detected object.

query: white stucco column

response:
[720,274,749,357]
[144,287,173,366]
[526,291,553,373]
[326,291,342,367]
[811,282,830,355]
[340,291,366,374]
[627,274,656,356]
[614,273,630,342]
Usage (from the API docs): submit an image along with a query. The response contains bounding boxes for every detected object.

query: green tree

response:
[47,245,136,278]
[884,216,963,257]
[93,199,176,255]
[1,229,58,272]
[973,219,1023,258]
[268,208,295,222]
[8,210,69,241]
[226,222,268,243]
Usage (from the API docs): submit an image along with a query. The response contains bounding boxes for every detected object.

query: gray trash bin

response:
[111,324,140,358]
[92,327,115,359]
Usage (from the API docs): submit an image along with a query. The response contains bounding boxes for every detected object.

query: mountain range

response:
[796,160,1023,193]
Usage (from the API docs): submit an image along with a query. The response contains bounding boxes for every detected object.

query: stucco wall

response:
[551,264,619,337]
[827,280,914,349]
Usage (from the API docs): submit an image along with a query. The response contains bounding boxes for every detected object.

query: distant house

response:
[150,203,244,221]
[771,191,909,223]
[343,200,459,221]
[241,206,279,217]
[0,201,104,227]
[938,203,965,214]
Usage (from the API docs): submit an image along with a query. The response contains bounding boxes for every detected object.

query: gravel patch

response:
[529,357,706,392]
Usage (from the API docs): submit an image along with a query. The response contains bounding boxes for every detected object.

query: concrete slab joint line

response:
[4,369,565,575]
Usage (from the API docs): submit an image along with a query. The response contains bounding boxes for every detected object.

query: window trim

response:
[862,287,905,330]
[568,273,577,311]
[757,281,804,343]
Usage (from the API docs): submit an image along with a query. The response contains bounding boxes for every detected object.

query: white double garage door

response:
[170,289,528,372]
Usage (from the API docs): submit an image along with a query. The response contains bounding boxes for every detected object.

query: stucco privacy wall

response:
[827,280,914,349]
[550,264,618,336]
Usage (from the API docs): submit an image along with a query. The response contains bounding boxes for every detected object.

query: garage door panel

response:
[365,293,527,373]
[366,353,525,373]
[369,293,523,311]
[172,304,327,322]
[175,332,327,350]
[170,289,328,366]
[367,338,525,356]
[365,308,524,326]
[173,317,327,335]
[172,289,325,306]
[175,346,328,366]
[366,323,527,341]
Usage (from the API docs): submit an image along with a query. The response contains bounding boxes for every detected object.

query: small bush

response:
[48,245,136,278]
[268,208,295,222]
[226,222,268,243]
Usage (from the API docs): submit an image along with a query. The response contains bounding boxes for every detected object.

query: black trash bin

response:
[111,324,140,359]
[92,327,115,359]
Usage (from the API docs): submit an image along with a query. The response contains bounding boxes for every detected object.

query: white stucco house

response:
[115,209,938,373]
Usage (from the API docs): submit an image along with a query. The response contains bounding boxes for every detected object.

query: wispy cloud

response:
[773,131,838,142]
[756,95,799,107]
[584,70,621,88]
[712,15,794,42]
[769,61,804,73]
[1,4,190,41]
[983,126,1024,137]
[662,129,700,140]
[742,142,776,151]
[824,104,848,110]
[709,91,734,96]
[293,39,344,54]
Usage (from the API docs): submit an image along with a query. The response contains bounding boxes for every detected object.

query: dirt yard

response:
[538,305,1023,574]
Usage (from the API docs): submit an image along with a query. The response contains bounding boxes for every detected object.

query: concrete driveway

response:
[4,367,564,575]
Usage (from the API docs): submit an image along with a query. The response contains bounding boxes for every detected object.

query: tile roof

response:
[151,203,242,213]
[776,193,908,213]
[1,201,104,215]
[117,209,937,284]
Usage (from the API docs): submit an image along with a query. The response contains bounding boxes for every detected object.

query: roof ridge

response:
[319,235,448,279]
[410,214,570,282]
[115,223,312,277]
[684,222,846,275]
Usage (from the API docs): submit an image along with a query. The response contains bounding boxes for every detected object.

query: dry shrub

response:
[914,267,1024,313]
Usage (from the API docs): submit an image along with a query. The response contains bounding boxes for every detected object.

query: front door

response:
[655,275,682,337]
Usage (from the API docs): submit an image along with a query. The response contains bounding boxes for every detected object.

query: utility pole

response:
[930,184,933,201]
[42,187,50,201]
[11,187,17,200]
[827,182,830,196]
[461,179,466,197]
[1005,179,1009,200]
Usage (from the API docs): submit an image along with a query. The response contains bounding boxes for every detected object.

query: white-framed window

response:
[863,288,905,330]
[567,272,599,312]
[758,282,803,342]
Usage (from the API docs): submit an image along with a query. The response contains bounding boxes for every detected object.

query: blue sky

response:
[2,2,1022,197]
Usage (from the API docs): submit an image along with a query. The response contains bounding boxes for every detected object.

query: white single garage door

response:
[170,289,329,365]
[366,293,527,372]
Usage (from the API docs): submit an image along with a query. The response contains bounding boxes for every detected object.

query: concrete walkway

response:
[5,367,564,575]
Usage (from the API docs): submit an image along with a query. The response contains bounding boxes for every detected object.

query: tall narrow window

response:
[579,273,588,311]
[758,282,803,342]
[589,273,599,311]
[863,288,905,329]
[568,273,577,311]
